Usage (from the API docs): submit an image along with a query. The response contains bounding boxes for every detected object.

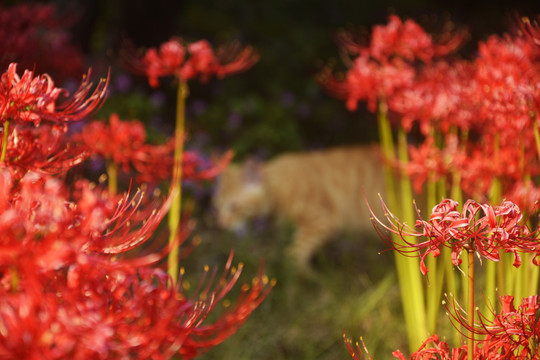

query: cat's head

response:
[213,160,271,233]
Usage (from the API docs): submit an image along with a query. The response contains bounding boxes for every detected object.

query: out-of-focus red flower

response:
[345,332,471,360]
[0,165,273,358]
[472,35,538,138]
[369,15,466,63]
[320,55,415,112]
[445,295,540,359]
[78,113,233,185]
[0,3,85,82]
[125,37,259,87]
[338,15,466,63]
[371,198,538,276]
[388,60,475,134]
[0,169,169,277]
[77,113,148,172]
[321,15,465,113]
[400,136,450,194]
[391,334,468,360]
[0,256,273,359]
[0,123,87,177]
[0,63,109,126]
[503,179,540,214]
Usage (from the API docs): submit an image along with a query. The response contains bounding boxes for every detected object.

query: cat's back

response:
[262,144,384,229]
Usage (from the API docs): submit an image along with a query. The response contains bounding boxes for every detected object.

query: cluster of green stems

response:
[376,101,539,356]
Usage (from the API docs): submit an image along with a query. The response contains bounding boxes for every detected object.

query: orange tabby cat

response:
[213,144,385,271]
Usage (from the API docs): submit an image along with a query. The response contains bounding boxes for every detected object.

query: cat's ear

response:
[243,158,263,184]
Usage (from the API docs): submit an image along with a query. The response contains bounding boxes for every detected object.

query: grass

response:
[176,211,411,360]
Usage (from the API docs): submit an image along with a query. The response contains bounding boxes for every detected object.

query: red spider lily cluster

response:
[0,63,109,127]
[76,113,233,184]
[0,124,87,178]
[322,15,540,211]
[345,333,468,360]
[443,295,540,359]
[320,14,466,112]
[124,37,259,87]
[0,60,272,358]
[0,63,107,176]
[371,198,539,276]
[332,15,540,360]
[346,198,540,359]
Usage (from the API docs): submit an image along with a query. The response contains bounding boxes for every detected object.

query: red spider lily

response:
[392,334,468,360]
[0,63,109,126]
[445,295,540,359]
[388,60,475,135]
[344,332,469,360]
[0,166,273,358]
[0,123,88,177]
[471,35,538,138]
[0,169,172,277]
[503,179,540,214]
[125,37,259,87]
[400,134,462,194]
[0,255,273,359]
[338,15,466,63]
[319,55,415,112]
[130,141,233,184]
[320,15,465,113]
[77,113,233,184]
[370,198,539,276]
[0,3,85,81]
[76,113,149,173]
[456,142,539,201]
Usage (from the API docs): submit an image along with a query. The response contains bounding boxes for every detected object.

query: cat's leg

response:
[286,221,335,274]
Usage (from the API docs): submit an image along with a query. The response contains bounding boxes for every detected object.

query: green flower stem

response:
[106,160,118,196]
[533,121,540,159]
[529,122,540,296]
[467,247,475,360]
[168,80,188,285]
[515,254,526,302]
[1,120,10,163]
[485,132,501,316]
[448,127,464,314]
[504,259,516,298]
[449,172,462,345]
[485,176,501,315]
[377,104,427,351]
[397,127,428,351]
[426,176,440,333]
[529,254,540,295]
[425,128,449,335]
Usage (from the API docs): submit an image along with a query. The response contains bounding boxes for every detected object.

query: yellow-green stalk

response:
[466,246,475,360]
[168,80,188,284]
[377,103,427,351]
[106,160,118,196]
[1,120,9,162]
